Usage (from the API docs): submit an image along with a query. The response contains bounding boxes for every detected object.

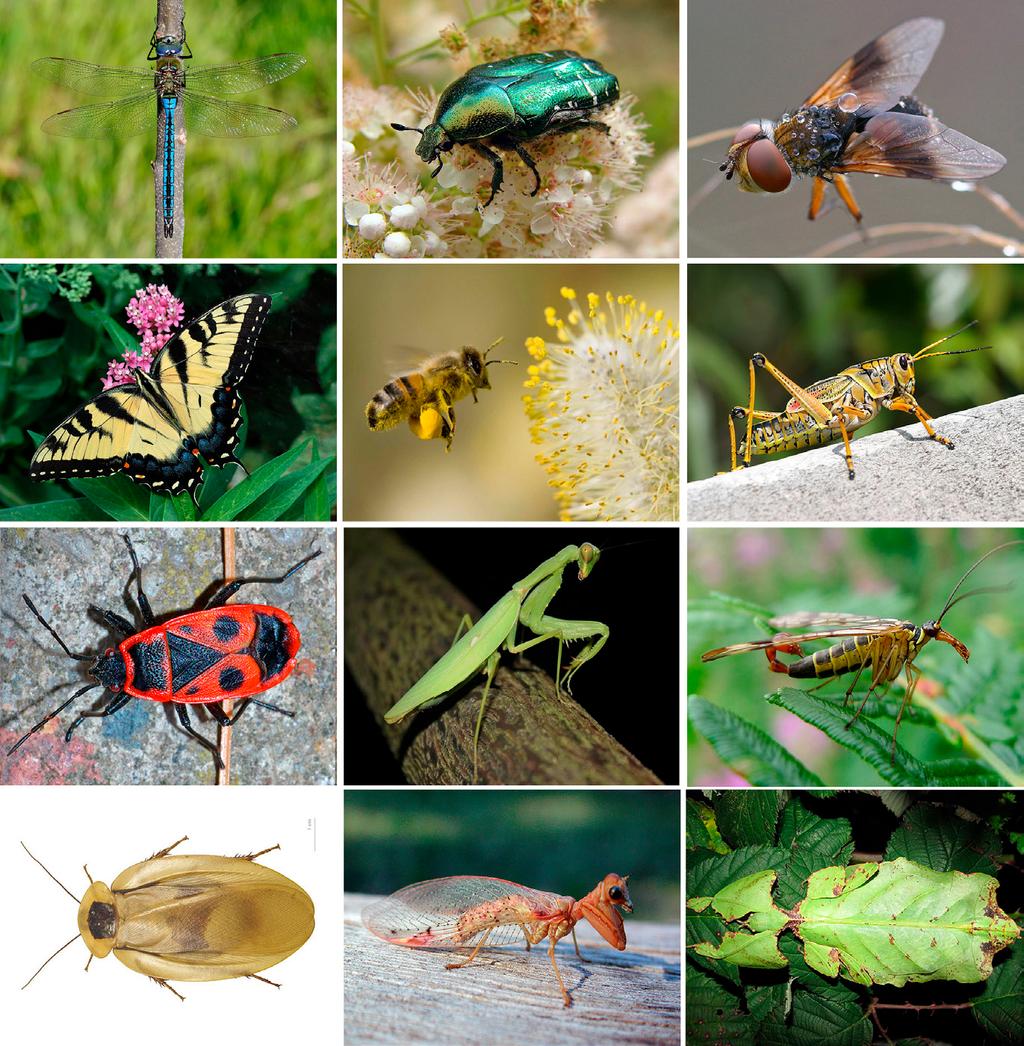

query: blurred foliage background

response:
[344,0,678,157]
[343,262,678,520]
[688,528,1024,787]
[0,263,337,518]
[688,264,1024,479]
[345,789,680,923]
[0,0,336,258]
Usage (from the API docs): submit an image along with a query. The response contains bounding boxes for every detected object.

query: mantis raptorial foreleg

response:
[383,544,609,783]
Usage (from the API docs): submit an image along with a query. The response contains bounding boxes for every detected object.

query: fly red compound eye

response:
[746,139,792,192]
[8,535,322,775]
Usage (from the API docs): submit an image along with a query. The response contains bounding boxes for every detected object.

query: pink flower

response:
[100,286,185,389]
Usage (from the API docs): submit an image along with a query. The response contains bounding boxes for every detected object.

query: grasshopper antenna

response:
[913,320,990,362]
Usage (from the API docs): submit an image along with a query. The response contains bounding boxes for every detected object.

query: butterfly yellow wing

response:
[29,294,270,502]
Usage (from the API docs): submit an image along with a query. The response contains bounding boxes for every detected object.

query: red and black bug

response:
[8,535,321,770]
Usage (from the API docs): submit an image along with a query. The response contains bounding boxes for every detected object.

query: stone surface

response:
[687,395,1024,522]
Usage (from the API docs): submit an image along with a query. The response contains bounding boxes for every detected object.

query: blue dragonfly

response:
[34,30,306,238]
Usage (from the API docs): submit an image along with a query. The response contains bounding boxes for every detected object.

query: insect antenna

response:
[483,338,518,368]
[935,541,1024,624]
[390,122,424,136]
[21,932,82,990]
[913,320,991,362]
[7,682,103,756]
[22,594,93,661]
[20,842,81,904]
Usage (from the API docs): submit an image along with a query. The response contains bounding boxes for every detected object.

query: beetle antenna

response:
[23,594,93,661]
[21,933,81,990]
[936,541,1024,623]
[390,122,424,136]
[20,842,81,904]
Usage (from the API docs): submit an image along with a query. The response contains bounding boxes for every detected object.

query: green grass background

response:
[0,0,336,258]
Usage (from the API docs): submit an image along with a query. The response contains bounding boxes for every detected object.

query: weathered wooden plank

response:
[344,893,681,1045]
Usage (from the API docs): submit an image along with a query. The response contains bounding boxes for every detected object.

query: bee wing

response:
[833,112,1006,181]
[803,17,944,117]
[702,618,907,662]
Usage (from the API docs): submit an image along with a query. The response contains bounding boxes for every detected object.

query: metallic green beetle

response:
[392,50,620,206]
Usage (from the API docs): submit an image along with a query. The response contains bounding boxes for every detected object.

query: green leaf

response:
[302,442,330,521]
[757,984,871,1046]
[974,943,1024,1043]
[68,475,149,520]
[767,688,928,784]
[685,965,753,1046]
[236,454,334,521]
[203,441,311,520]
[0,498,95,521]
[686,797,729,855]
[688,696,825,786]
[886,802,1000,873]
[716,790,785,849]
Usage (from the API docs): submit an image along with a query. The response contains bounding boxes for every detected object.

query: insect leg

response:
[571,926,592,964]
[120,535,155,627]
[88,605,136,637]
[246,972,282,989]
[832,174,863,223]
[471,650,502,784]
[174,704,224,770]
[808,177,827,220]
[471,142,505,206]
[146,837,189,860]
[886,393,955,449]
[205,547,323,607]
[149,977,186,1002]
[724,410,776,473]
[7,682,102,756]
[237,843,282,861]
[547,936,572,1007]
[63,691,133,743]
[891,661,922,762]
[445,928,494,970]
[510,142,542,196]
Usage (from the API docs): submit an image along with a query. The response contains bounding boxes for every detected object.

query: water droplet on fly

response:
[950,181,973,193]
[1003,245,1019,257]
[807,148,820,162]
[837,92,859,113]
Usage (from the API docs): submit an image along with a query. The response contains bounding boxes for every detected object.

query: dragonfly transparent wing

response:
[184,54,306,94]
[184,92,298,137]
[32,58,153,97]
[40,93,156,138]
[362,876,568,949]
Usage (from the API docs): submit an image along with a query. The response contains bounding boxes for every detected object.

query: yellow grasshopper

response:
[724,323,988,479]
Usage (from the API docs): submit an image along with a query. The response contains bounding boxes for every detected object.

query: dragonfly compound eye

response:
[745,138,792,193]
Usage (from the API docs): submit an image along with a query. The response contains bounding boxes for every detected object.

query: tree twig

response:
[155,0,185,257]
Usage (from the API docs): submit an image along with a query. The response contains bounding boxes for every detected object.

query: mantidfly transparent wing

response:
[362,872,632,1007]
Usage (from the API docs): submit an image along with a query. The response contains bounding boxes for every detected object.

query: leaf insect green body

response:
[384,543,608,781]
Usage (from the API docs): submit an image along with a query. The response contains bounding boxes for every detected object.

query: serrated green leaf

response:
[685,965,752,1046]
[886,803,1000,873]
[717,790,785,849]
[757,985,871,1046]
[974,943,1024,1043]
[688,696,825,786]
[767,688,928,784]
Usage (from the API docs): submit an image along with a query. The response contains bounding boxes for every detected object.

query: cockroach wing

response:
[362,876,571,949]
[835,113,1006,181]
[108,855,314,982]
[803,17,944,118]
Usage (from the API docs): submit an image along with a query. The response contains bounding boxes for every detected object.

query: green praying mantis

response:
[383,544,610,782]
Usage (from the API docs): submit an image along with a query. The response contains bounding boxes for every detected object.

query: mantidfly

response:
[383,544,608,782]
[723,322,990,478]
[362,873,632,1007]
[701,541,1023,760]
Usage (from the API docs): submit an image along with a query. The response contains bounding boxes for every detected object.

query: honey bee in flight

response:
[719,17,1006,222]
[365,339,515,451]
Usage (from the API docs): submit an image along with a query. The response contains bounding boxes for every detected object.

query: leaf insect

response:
[701,541,1024,759]
[365,338,517,451]
[383,543,609,782]
[719,17,1006,223]
[20,837,314,999]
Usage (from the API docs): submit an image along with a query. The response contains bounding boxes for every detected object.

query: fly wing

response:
[803,17,944,118]
[702,617,907,662]
[362,876,566,950]
[833,112,1006,181]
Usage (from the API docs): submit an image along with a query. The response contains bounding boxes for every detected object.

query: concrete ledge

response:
[687,395,1024,522]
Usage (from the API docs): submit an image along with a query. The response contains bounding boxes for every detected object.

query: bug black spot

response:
[213,615,241,642]
[180,625,193,633]
[186,686,200,696]
[219,666,245,692]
